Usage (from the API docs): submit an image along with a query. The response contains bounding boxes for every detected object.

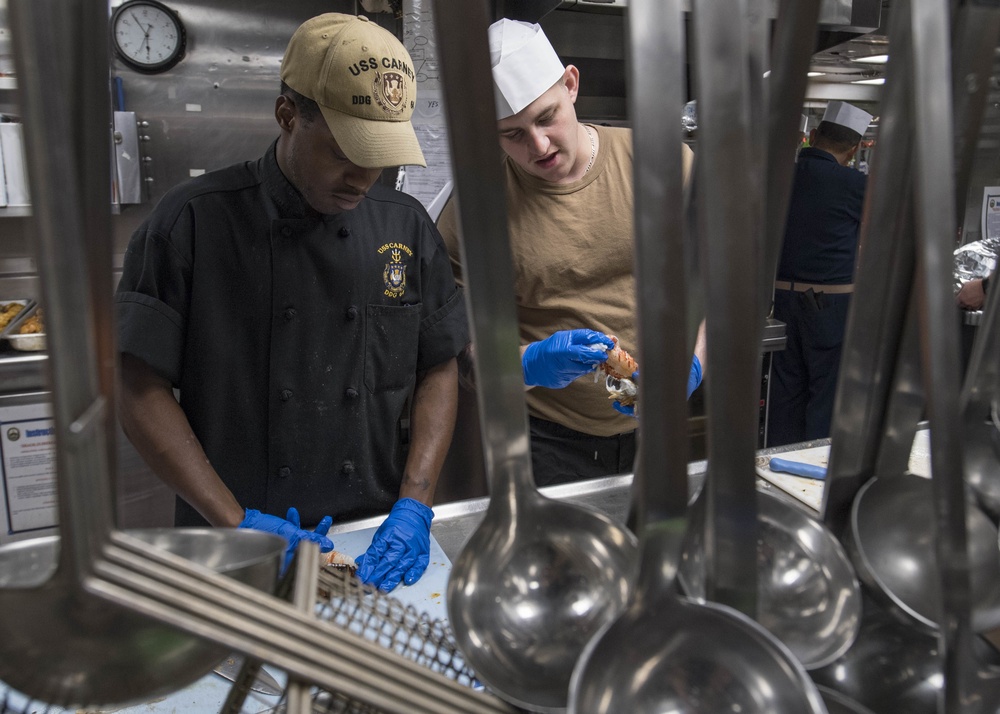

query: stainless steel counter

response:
[333,466,709,561]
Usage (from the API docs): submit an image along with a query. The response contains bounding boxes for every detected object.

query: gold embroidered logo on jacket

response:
[379,243,413,297]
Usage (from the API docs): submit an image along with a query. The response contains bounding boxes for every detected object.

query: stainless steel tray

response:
[0,301,44,351]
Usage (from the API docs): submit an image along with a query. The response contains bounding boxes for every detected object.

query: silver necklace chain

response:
[583,125,596,174]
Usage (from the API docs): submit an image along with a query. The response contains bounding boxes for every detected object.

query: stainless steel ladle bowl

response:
[816,686,877,714]
[448,494,637,712]
[847,473,1000,632]
[569,530,829,714]
[0,528,283,706]
[679,488,863,669]
[810,595,944,714]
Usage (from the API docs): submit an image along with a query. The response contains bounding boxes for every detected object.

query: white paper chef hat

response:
[488,19,566,119]
[821,101,873,138]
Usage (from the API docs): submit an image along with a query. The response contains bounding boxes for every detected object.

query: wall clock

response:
[111,0,186,74]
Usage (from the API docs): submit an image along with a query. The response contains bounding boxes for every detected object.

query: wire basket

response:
[220,564,493,714]
[314,568,477,687]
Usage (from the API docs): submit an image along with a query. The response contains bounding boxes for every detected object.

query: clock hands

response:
[130,11,152,36]
[130,11,153,57]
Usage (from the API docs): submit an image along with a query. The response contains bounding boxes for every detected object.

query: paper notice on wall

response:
[0,123,30,206]
[402,0,453,212]
[0,401,58,542]
[982,187,1000,244]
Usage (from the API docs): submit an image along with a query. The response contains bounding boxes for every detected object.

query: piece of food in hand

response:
[599,335,639,381]
[323,550,358,577]
[605,374,637,407]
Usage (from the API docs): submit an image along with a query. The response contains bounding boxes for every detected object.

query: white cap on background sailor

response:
[800,114,809,135]
[488,19,565,119]
[820,101,873,139]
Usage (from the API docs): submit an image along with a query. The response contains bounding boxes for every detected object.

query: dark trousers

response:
[768,289,851,447]
[529,416,637,487]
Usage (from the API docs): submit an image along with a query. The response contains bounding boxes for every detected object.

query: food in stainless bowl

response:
[5,307,45,351]
[0,302,25,331]
[16,308,42,334]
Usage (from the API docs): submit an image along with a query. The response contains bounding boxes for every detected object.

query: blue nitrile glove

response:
[239,507,334,573]
[355,498,433,593]
[522,329,615,388]
[611,355,703,417]
[687,354,703,398]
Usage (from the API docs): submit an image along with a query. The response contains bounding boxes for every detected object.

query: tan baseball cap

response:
[281,13,426,168]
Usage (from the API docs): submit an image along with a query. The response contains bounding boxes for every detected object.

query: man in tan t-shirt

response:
[437,18,703,486]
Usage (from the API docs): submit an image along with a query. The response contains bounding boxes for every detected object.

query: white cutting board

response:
[755,445,829,511]
[330,526,451,622]
[755,429,932,512]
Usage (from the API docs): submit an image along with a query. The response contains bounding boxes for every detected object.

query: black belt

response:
[774,280,854,294]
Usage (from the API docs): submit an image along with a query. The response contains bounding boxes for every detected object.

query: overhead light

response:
[852,54,889,64]
[852,78,886,85]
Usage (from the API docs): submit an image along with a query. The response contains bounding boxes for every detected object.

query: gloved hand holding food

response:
[239,506,334,573]
[611,354,704,417]
[611,371,640,417]
[356,498,433,593]
[522,329,615,388]
[603,336,639,415]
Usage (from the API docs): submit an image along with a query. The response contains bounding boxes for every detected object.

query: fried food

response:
[17,309,43,334]
[0,302,24,331]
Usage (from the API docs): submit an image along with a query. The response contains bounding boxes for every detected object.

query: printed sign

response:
[0,401,58,542]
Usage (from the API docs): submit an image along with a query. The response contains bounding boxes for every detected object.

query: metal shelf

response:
[0,206,31,217]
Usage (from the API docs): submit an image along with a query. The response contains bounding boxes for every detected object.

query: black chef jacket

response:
[115,141,469,527]
[777,147,867,285]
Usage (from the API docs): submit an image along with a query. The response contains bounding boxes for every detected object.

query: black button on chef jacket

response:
[115,141,469,527]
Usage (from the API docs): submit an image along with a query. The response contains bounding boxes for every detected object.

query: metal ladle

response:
[568,2,825,711]
[822,2,1000,710]
[0,2,287,706]
[678,488,862,669]
[0,5,536,713]
[431,2,638,711]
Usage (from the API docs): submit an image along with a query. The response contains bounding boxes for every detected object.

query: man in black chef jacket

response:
[114,13,468,592]
[767,100,872,446]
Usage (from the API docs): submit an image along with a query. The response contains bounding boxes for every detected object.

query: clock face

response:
[112,0,186,73]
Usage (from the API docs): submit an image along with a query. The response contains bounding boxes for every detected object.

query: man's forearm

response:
[399,357,458,506]
[117,353,244,527]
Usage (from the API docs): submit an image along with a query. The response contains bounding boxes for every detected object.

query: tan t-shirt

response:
[438,125,693,437]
